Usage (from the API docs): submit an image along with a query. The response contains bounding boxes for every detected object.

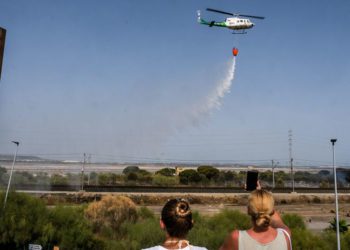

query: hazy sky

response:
[0,0,349,166]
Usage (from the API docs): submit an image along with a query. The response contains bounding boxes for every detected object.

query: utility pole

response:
[331,139,340,250]
[288,130,295,192]
[81,153,86,191]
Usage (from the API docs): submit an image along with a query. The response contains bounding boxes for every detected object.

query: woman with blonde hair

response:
[220,189,292,250]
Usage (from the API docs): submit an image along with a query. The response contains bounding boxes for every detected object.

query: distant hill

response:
[0,154,60,163]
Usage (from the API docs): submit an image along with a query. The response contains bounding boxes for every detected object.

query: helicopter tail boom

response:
[197,10,227,28]
[198,18,227,28]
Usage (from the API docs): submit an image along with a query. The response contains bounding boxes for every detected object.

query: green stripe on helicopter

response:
[199,18,227,28]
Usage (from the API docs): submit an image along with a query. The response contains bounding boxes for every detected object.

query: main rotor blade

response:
[206,8,233,16]
[239,14,265,20]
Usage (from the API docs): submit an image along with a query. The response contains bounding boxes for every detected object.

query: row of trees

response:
[1,192,350,249]
[1,165,349,188]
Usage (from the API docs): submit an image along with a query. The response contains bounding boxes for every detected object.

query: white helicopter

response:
[198,8,265,34]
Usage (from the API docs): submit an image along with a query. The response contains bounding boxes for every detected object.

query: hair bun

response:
[255,213,271,227]
[175,200,191,218]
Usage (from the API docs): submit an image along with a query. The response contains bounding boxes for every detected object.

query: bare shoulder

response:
[220,230,239,250]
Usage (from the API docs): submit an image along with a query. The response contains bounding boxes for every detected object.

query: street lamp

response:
[331,138,340,250]
[3,141,20,209]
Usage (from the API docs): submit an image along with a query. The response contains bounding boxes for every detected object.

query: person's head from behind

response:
[161,198,193,238]
[248,189,274,229]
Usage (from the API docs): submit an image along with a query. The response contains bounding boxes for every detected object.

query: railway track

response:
[12,184,350,194]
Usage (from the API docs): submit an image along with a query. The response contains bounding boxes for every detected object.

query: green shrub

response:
[3,192,350,250]
[328,217,349,233]
[50,174,68,185]
[197,166,219,181]
[282,213,306,230]
[152,174,178,186]
[179,169,201,184]
[291,228,327,250]
[127,172,138,181]
[123,166,140,175]
[47,206,103,250]
[0,192,49,249]
[341,231,350,249]
[85,195,137,235]
[119,218,163,250]
[137,206,155,220]
[155,168,175,177]
[189,209,250,250]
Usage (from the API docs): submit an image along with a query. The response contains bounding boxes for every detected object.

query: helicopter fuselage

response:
[225,17,254,30]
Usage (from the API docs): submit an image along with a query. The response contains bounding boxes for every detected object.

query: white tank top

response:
[238,229,289,250]
[142,245,207,250]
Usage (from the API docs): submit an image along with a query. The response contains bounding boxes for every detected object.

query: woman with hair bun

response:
[220,189,292,250]
[143,198,207,250]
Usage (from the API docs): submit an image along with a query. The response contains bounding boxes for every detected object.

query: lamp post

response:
[3,141,19,209]
[331,138,340,250]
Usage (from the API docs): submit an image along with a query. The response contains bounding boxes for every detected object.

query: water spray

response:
[203,49,237,112]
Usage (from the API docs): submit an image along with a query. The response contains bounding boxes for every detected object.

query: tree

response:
[89,172,98,185]
[319,170,330,176]
[66,173,80,185]
[346,172,350,183]
[35,172,50,185]
[0,166,6,177]
[197,166,219,181]
[126,172,138,182]
[179,169,201,185]
[12,171,37,185]
[50,174,68,185]
[276,177,284,188]
[122,166,140,175]
[136,170,152,184]
[341,170,350,183]
[98,173,115,185]
[259,171,272,182]
[223,171,236,182]
[155,168,175,177]
[216,172,226,186]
